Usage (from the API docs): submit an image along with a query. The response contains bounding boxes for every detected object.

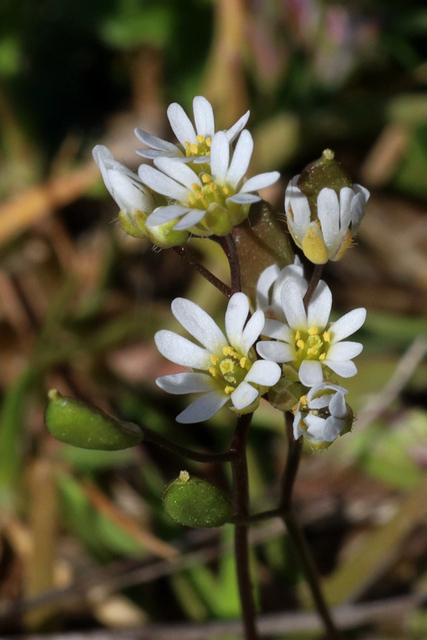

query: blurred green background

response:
[0,0,427,637]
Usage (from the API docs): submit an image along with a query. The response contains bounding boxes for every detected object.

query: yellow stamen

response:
[211,354,219,365]
[300,395,308,406]
[190,144,198,154]
[209,367,218,377]
[308,327,319,335]
[323,332,331,342]
[206,151,210,156]
[192,183,201,191]
[224,386,235,395]
[307,347,318,356]
[296,339,305,349]
[240,357,247,369]
[196,134,204,143]
[201,173,211,183]
[209,182,217,192]
[319,353,326,361]
[188,195,196,205]
[223,346,239,358]
[222,186,230,195]
[206,137,211,147]
[295,331,301,340]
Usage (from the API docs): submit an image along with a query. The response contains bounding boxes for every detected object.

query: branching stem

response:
[173,245,231,298]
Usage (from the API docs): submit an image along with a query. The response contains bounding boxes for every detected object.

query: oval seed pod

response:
[297,149,353,217]
[162,471,234,528]
[45,389,144,450]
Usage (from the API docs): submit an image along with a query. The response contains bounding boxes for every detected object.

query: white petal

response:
[174,209,206,230]
[338,187,354,230]
[256,264,280,311]
[307,281,332,329]
[154,157,201,189]
[138,165,188,201]
[285,180,311,242]
[327,341,363,361]
[226,130,253,187]
[225,292,250,348]
[240,172,280,193]
[146,205,190,227]
[167,102,197,146]
[308,393,336,410]
[193,96,215,137]
[241,310,265,353]
[176,391,229,423]
[227,193,260,204]
[156,372,214,394]
[305,415,328,441]
[231,381,259,410]
[245,360,281,386]
[262,319,293,342]
[210,131,230,181]
[325,359,358,378]
[171,298,226,353]
[293,412,304,439]
[154,330,211,369]
[256,341,294,363]
[134,128,179,153]
[322,416,345,441]
[317,188,340,249]
[329,391,347,418]
[298,360,323,387]
[329,308,366,342]
[225,110,250,142]
[281,279,307,331]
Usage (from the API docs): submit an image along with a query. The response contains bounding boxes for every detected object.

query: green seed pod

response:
[297,149,353,218]
[45,389,143,450]
[162,471,234,528]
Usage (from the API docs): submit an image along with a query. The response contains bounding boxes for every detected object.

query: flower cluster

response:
[94,96,280,246]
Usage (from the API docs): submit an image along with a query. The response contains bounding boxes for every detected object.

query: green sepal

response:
[162,471,234,528]
[45,390,143,450]
[297,149,353,218]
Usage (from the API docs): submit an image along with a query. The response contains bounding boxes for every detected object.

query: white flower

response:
[256,256,306,322]
[135,95,250,164]
[256,277,366,387]
[138,130,280,236]
[155,293,282,423]
[93,145,155,215]
[293,382,353,449]
[285,175,370,264]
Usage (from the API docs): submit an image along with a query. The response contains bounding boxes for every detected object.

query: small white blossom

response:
[138,130,280,236]
[256,256,306,322]
[285,175,370,264]
[135,95,249,164]
[155,293,282,423]
[93,145,155,215]
[293,382,352,449]
[256,277,366,387]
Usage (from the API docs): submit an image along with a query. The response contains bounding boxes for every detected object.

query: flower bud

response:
[46,390,144,450]
[285,149,370,264]
[162,471,234,528]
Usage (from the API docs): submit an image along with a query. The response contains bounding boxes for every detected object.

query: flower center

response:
[184,135,211,158]
[208,346,251,395]
[185,173,236,210]
[293,327,330,363]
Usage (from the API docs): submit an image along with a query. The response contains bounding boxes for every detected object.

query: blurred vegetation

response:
[0,0,427,638]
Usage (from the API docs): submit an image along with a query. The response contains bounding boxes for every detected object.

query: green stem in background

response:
[140,424,237,464]
[280,416,344,639]
[215,234,242,295]
[230,413,260,640]
[173,245,231,298]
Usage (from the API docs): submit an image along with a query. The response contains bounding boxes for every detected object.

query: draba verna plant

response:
[46,96,369,640]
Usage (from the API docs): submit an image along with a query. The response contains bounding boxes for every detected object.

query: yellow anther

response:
[222,186,230,195]
[185,141,191,152]
[196,134,205,143]
[240,357,247,369]
[192,183,201,191]
[211,354,219,365]
[300,395,308,406]
[209,367,218,377]
[323,331,331,342]
[223,346,239,358]
[209,182,218,192]
[296,339,305,349]
[295,331,301,340]
[194,191,204,200]
[201,173,211,183]
[224,386,235,395]
[188,195,196,205]
[190,144,198,154]
[307,347,318,356]
[319,353,326,361]
[206,151,210,156]
[288,205,294,221]
[308,327,319,335]
[206,137,211,147]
